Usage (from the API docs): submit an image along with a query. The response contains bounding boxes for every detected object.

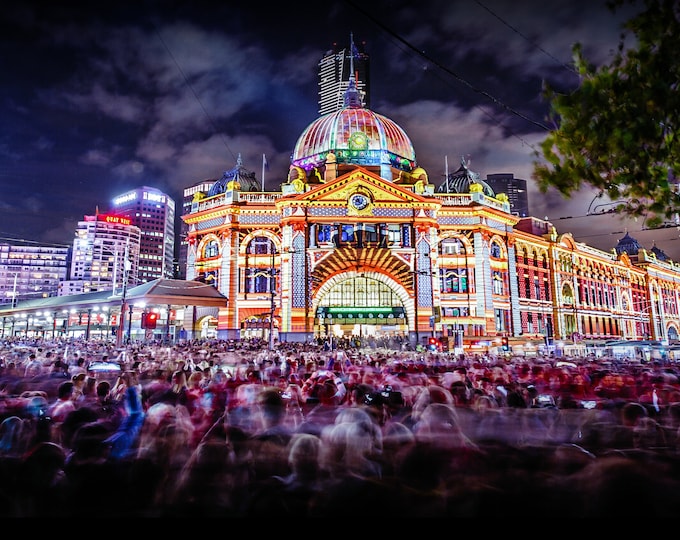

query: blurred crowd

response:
[2,335,680,517]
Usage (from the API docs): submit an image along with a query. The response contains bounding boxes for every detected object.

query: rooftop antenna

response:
[343,33,362,108]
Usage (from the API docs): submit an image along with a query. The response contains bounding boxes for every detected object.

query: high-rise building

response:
[318,36,369,115]
[485,173,530,217]
[60,212,140,296]
[110,186,176,283]
[178,179,216,280]
[0,242,70,305]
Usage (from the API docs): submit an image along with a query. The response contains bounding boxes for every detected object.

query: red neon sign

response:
[101,214,132,226]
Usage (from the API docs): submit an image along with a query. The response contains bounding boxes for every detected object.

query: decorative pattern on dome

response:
[291,107,416,173]
[208,154,260,196]
[651,243,670,261]
[614,232,641,256]
[437,156,495,197]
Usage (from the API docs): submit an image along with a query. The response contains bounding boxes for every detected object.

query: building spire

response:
[343,32,362,108]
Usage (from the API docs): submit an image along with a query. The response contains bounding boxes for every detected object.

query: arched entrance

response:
[196,314,218,339]
[313,271,413,348]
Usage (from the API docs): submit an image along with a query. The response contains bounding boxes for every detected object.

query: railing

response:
[193,191,284,213]
[193,190,511,213]
[432,192,510,212]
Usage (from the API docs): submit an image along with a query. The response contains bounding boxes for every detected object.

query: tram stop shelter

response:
[0,278,229,341]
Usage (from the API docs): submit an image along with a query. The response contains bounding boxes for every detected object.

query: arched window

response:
[204,239,219,258]
[440,269,468,293]
[492,271,505,295]
[244,236,277,294]
[319,276,402,308]
[440,238,465,255]
[246,236,275,255]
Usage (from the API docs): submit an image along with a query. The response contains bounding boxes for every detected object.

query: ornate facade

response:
[182,74,680,355]
[182,161,680,355]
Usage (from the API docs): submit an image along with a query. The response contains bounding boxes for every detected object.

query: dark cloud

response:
[0,0,671,259]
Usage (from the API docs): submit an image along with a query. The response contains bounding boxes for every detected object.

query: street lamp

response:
[85,308,92,340]
[102,306,110,340]
[62,309,70,337]
[115,241,131,348]
[269,248,277,351]
[10,272,18,308]
[412,253,433,349]
[127,304,134,343]
[162,305,171,344]
[92,242,123,295]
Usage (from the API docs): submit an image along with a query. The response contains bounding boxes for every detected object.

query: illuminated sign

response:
[317,306,405,319]
[113,192,137,205]
[327,307,394,313]
[100,214,132,226]
[144,191,166,203]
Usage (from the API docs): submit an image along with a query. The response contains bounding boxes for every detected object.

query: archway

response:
[313,270,413,348]
[196,314,218,339]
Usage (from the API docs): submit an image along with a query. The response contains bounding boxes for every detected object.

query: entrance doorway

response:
[315,274,411,349]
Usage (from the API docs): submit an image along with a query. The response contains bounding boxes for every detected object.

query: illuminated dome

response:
[615,232,641,257]
[208,153,260,195]
[291,76,416,177]
[438,156,494,196]
[651,243,670,261]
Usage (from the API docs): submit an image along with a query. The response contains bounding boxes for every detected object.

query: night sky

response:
[3,0,674,259]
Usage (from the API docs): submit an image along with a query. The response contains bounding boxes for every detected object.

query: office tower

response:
[318,37,369,115]
[110,186,176,283]
[178,179,215,280]
[60,212,141,295]
[485,173,530,217]
[0,242,70,304]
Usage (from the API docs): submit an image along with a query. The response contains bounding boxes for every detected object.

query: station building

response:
[182,76,680,355]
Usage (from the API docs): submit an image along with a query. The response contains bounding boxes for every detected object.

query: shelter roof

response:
[0,279,228,317]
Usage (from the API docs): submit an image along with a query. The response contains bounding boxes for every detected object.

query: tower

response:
[178,179,215,280]
[318,34,370,115]
[485,173,530,217]
[62,212,140,295]
[110,186,176,283]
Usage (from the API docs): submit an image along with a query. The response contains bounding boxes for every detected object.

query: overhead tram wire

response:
[153,25,237,164]
[473,0,579,76]
[0,235,70,248]
[343,0,552,138]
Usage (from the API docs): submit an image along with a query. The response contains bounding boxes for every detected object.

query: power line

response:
[474,0,578,75]
[0,235,70,248]
[344,0,552,136]
[153,25,237,164]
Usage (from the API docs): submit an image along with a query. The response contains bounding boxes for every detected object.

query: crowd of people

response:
[2,335,680,517]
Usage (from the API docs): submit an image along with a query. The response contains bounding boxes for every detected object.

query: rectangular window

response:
[244,268,273,294]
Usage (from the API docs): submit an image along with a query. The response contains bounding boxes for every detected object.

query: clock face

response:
[350,193,369,210]
[348,131,368,150]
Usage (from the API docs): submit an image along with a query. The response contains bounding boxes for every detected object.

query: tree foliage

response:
[532,0,680,228]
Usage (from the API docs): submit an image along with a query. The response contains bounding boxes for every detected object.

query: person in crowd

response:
[239,431,325,516]
[23,353,43,378]
[0,415,29,458]
[167,432,237,516]
[67,356,87,378]
[248,387,295,482]
[70,373,87,404]
[7,335,680,516]
[13,441,68,517]
[48,381,77,424]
